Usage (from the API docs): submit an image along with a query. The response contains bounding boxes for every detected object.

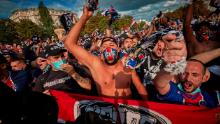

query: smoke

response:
[163,57,187,75]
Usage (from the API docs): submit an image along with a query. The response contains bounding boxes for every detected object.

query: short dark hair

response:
[120,35,133,46]
[193,21,211,32]
[0,54,7,64]
[101,37,117,46]
[187,59,206,75]
[10,56,25,63]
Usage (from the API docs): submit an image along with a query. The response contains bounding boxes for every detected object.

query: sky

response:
[0,0,189,21]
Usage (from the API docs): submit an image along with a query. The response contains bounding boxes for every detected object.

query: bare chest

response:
[99,68,132,89]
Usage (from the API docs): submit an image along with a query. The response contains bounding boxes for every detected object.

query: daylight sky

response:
[0,0,189,21]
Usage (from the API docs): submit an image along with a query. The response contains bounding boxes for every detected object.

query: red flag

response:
[50,90,220,124]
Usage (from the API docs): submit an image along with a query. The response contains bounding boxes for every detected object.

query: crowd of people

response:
[0,0,220,123]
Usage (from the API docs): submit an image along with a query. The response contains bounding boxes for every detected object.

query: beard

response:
[105,58,118,65]
[163,57,187,75]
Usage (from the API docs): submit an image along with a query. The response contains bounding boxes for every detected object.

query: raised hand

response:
[60,63,75,75]
[161,33,187,63]
[81,5,94,20]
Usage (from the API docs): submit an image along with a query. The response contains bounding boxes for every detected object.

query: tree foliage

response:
[112,15,133,31]
[38,1,54,37]
[0,1,56,43]
[0,19,45,43]
[192,0,210,16]
[15,19,44,40]
[130,20,146,32]
[81,11,133,35]
[165,6,187,20]
[1,0,210,44]
[165,0,209,20]
[81,11,108,35]
[0,19,19,43]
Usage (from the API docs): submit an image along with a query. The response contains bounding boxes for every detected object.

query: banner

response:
[50,90,220,124]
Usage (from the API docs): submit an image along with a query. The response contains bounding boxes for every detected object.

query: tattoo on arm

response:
[73,73,91,84]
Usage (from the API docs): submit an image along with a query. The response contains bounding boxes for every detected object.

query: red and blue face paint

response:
[125,48,146,69]
[103,47,119,65]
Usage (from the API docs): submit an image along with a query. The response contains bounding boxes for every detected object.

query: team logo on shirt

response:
[182,92,206,106]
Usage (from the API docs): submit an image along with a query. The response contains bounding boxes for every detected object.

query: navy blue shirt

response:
[10,69,33,92]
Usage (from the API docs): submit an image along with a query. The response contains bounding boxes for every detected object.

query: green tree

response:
[165,6,187,20]
[82,11,109,35]
[130,20,146,31]
[112,15,133,31]
[165,0,209,20]
[192,0,209,16]
[38,1,54,37]
[138,21,146,31]
[0,19,19,43]
[15,19,44,40]
[81,11,133,35]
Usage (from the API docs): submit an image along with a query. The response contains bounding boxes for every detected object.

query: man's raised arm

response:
[183,0,198,46]
[64,6,97,68]
[131,70,148,100]
[153,70,174,95]
[190,48,220,64]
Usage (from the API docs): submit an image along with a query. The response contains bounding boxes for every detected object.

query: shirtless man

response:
[64,6,148,100]
[184,0,220,57]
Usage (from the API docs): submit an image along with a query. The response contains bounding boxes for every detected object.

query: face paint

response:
[203,35,209,41]
[125,57,137,69]
[197,32,210,41]
[102,47,119,65]
[124,48,146,69]
[135,49,146,66]
[196,29,218,41]
[119,48,129,58]
[52,59,67,70]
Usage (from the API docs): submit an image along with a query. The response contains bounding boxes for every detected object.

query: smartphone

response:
[60,13,73,33]
[88,0,99,11]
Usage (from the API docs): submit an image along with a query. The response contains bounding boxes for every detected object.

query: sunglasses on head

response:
[101,37,117,45]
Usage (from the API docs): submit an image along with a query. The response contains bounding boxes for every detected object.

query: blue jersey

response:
[158,81,218,108]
